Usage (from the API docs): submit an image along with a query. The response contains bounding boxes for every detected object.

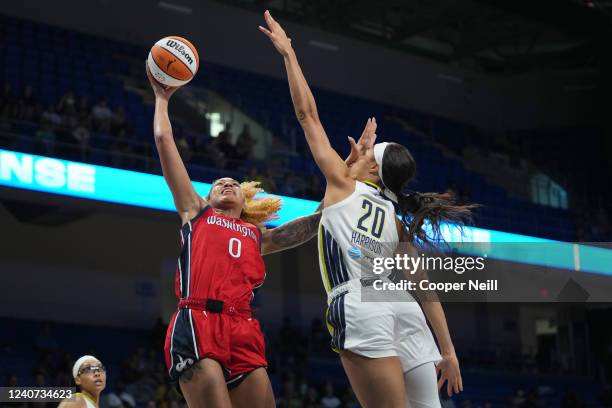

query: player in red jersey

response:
[146,65,325,408]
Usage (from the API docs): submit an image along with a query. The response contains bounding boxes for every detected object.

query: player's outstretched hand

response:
[259,10,293,57]
[436,352,463,396]
[146,62,178,101]
[346,117,378,167]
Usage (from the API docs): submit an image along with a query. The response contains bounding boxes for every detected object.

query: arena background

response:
[1,0,611,407]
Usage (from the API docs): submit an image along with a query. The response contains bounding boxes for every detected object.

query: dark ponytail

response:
[381,143,478,245]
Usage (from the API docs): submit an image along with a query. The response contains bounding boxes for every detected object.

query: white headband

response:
[72,355,100,378]
[373,142,398,203]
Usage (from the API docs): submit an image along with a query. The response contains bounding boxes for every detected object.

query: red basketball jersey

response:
[175,206,265,305]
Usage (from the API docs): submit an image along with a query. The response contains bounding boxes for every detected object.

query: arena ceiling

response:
[212,0,612,75]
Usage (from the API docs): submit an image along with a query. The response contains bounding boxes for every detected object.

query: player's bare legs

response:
[229,367,275,408]
[340,350,407,408]
[179,359,232,408]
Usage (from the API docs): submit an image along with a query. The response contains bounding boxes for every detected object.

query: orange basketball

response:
[147,36,199,87]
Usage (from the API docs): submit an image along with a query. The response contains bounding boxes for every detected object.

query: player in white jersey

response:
[58,355,106,408]
[260,10,476,408]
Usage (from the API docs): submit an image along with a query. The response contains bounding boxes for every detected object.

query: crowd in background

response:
[3,318,608,408]
[1,80,611,241]
[0,82,136,162]
[0,81,326,202]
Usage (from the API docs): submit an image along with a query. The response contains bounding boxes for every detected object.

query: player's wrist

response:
[155,96,170,105]
[283,47,296,60]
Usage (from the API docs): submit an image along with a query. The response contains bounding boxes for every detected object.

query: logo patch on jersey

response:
[348,245,362,260]
[206,216,257,242]
[175,355,194,373]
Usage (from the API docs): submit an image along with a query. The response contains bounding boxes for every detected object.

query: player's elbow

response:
[295,108,318,125]
[154,132,173,145]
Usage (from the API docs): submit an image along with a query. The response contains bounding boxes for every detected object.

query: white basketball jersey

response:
[318,181,399,297]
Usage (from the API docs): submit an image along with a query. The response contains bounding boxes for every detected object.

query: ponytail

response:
[378,142,477,245]
[397,190,477,245]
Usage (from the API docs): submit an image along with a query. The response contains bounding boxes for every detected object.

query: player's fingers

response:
[369,132,378,147]
[459,375,463,392]
[437,375,445,390]
[264,10,274,28]
[447,379,453,396]
[258,26,272,37]
[265,10,278,29]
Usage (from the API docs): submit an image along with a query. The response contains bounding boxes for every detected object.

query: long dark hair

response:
[381,143,478,244]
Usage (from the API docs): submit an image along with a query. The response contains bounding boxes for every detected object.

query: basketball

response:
[147,36,199,87]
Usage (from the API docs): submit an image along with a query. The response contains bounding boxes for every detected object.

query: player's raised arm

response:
[259,11,352,191]
[146,64,205,224]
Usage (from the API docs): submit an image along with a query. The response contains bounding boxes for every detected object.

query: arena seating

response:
[0,13,577,241]
[0,317,603,407]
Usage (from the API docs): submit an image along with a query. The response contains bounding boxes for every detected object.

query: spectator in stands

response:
[42,104,63,127]
[58,90,77,116]
[214,122,235,159]
[92,97,113,132]
[107,382,136,408]
[17,84,37,120]
[72,118,92,161]
[107,394,126,408]
[320,381,341,408]
[235,123,256,160]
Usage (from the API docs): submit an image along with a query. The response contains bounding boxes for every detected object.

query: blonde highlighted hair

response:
[239,181,282,225]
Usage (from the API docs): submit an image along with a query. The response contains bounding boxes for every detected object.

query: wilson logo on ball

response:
[166,39,194,65]
[147,36,199,87]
